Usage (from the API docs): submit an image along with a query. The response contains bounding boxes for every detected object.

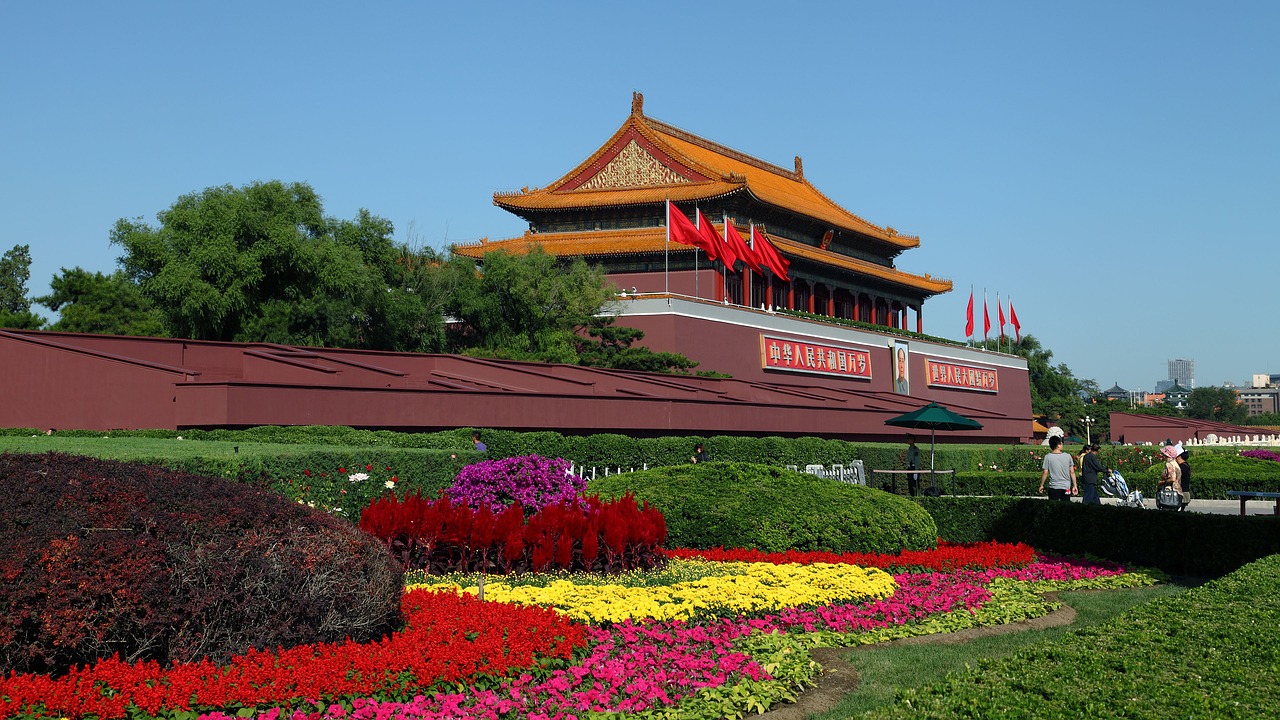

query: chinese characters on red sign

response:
[925,360,999,393]
[761,335,872,379]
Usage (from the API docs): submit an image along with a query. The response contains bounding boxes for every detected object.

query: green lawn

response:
[815,584,1186,718]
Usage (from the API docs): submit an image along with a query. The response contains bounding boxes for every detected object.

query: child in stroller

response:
[1100,469,1145,508]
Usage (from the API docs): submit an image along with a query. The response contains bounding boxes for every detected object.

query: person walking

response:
[1079,443,1105,505]
[906,435,921,496]
[1038,435,1077,501]
[1176,448,1193,510]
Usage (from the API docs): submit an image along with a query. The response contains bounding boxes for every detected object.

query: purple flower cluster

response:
[447,455,585,512]
[1242,448,1280,463]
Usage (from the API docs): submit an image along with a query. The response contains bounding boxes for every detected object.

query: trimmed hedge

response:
[587,462,937,555]
[915,496,1280,577]
[11,426,1280,505]
[868,553,1280,718]
[0,452,403,676]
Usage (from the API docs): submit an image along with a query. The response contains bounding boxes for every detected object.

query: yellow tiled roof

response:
[451,226,949,295]
[768,236,951,294]
[452,227,678,259]
[494,104,918,249]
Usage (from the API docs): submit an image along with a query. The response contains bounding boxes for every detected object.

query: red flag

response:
[724,218,763,274]
[668,202,718,262]
[1010,300,1021,342]
[964,291,974,337]
[998,298,1006,341]
[983,293,991,338]
[697,209,737,272]
[751,226,790,281]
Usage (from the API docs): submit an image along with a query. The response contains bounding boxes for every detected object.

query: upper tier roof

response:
[493,93,919,249]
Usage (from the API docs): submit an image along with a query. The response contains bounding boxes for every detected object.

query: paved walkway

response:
[1092,495,1278,516]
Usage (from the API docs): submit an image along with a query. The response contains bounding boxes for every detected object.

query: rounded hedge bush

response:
[588,462,937,554]
[0,452,403,676]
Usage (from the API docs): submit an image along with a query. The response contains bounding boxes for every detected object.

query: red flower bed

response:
[360,492,667,574]
[664,540,1036,571]
[0,589,585,720]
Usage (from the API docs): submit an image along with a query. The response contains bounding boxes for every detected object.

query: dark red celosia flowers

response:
[360,491,667,574]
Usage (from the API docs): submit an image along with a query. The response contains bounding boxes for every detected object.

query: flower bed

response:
[665,539,1036,571]
[0,590,584,720]
[1,543,1158,720]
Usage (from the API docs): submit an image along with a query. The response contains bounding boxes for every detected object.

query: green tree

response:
[0,244,45,329]
[444,247,617,363]
[1187,386,1248,424]
[111,181,442,350]
[1245,411,1280,426]
[35,268,167,336]
[575,321,700,373]
[981,335,1083,418]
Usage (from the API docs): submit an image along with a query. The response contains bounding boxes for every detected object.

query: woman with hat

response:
[1159,443,1183,496]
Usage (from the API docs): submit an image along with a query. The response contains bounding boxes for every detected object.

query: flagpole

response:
[664,198,670,299]
[996,291,1001,353]
[983,288,988,347]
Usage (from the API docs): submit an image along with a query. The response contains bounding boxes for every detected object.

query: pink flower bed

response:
[196,560,1123,720]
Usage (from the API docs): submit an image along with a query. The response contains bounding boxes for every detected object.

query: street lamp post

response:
[1080,415,1094,445]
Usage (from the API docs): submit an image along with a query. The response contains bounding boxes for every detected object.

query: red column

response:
[807,283,815,314]
[826,293,834,317]
[870,297,878,325]
[786,282,794,310]
[852,294,860,322]
[766,281,773,309]
[916,306,923,334]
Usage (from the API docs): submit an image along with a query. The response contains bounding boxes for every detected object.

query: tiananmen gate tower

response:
[0,94,1033,442]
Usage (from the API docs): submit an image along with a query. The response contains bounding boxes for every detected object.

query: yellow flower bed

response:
[408,559,896,624]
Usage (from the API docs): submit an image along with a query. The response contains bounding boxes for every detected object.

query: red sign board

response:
[761,335,872,379]
[925,359,999,393]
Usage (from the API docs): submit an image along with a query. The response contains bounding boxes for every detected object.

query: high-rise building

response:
[1168,358,1194,389]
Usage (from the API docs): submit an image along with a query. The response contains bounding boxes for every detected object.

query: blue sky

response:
[3,1,1277,391]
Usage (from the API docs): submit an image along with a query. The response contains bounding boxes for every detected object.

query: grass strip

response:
[855,556,1280,719]
[814,584,1183,718]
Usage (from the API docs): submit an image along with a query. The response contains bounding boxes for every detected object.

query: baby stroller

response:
[1100,469,1145,508]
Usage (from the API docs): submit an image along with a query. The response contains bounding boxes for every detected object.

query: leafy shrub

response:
[0,452,402,676]
[448,455,584,512]
[360,492,666,574]
[588,462,938,554]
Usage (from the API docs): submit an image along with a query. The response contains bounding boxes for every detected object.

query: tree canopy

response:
[442,247,618,364]
[0,244,45,330]
[111,181,443,351]
[1186,386,1248,425]
[36,268,167,336]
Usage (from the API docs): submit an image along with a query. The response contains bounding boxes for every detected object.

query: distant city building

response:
[1154,379,1175,393]
[1164,382,1191,411]
[1239,379,1279,417]
[1168,358,1194,389]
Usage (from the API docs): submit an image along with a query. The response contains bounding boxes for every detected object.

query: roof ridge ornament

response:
[632,91,644,116]
[794,155,804,178]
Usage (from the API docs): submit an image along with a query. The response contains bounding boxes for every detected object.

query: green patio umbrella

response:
[884,402,983,490]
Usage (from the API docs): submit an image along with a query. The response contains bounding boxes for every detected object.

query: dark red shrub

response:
[360,491,666,574]
[0,453,402,677]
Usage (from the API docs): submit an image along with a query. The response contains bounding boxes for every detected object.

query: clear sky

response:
[3,1,1276,391]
